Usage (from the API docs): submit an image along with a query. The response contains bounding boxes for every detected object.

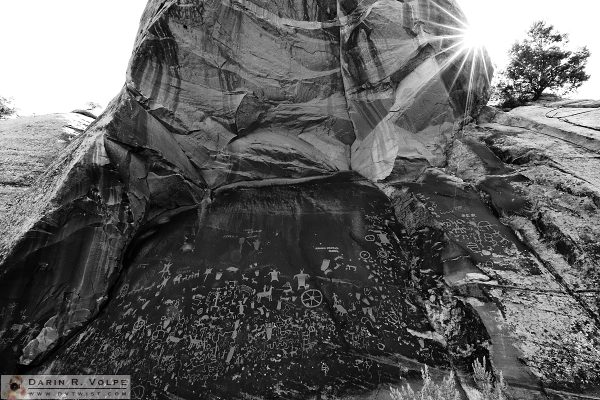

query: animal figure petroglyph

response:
[334,303,348,316]
[256,286,273,302]
[332,294,348,315]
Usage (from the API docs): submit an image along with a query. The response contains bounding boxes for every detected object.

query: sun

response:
[461,23,487,50]
[425,1,494,117]
[427,1,491,54]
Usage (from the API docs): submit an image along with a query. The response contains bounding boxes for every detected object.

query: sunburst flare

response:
[426,1,494,119]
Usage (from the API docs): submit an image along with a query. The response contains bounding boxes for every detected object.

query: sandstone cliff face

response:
[16,1,600,399]
[448,103,600,399]
[126,0,490,185]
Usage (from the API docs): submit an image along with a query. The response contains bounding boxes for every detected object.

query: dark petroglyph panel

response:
[37,180,466,399]
[402,172,539,281]
[397,170,600,396]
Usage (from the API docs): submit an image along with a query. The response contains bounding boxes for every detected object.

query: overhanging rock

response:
[0,1,498,398]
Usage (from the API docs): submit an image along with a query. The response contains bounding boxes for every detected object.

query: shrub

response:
[390,358,507,400]
[0,96,15,119]
[390,366,460,400]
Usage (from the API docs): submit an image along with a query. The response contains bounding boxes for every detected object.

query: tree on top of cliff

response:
[0,96,15,119]
[492,21,590,108]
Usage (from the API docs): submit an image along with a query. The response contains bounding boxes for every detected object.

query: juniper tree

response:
[493,21,590,107]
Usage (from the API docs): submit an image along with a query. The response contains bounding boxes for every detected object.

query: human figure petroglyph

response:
[152,261,173,287]
[159,261,172,277]
[265,322,274,340]
[269,269,280,282]
[238,301,246,315]
[210,288,224,310]
[294,270,309,290]
[332,293,340,304]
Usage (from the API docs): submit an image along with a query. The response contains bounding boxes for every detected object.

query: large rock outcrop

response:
[21,1,600,400]
[447,102,600,399]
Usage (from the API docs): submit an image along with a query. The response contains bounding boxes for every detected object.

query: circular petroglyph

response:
[301,289,323,308]
[133,319,145,331]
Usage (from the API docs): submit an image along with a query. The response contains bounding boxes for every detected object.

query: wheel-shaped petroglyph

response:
[301,289,323,308]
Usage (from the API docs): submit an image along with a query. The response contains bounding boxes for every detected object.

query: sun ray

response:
[425,20,467,33]
[466,50,478,116]
[430,1,468,29]
[479,47,491,85]
[449,48,473,90]
[419,3,492,118]
[433,40,467,58]
[428,34,467,41]
[436,39,472,70]
[428,45,472,88]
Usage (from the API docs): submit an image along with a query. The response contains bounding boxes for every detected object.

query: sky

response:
[0,0,598,116]
[459,0,599,99]
[0,0,147,116]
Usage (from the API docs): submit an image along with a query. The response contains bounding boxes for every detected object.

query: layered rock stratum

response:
[1,0,599,399]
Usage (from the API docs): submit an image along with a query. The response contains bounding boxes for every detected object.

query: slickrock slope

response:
[446,103,600,399]
[8,1,599,400]
[512,100,600,133]
[0,113,93,221]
